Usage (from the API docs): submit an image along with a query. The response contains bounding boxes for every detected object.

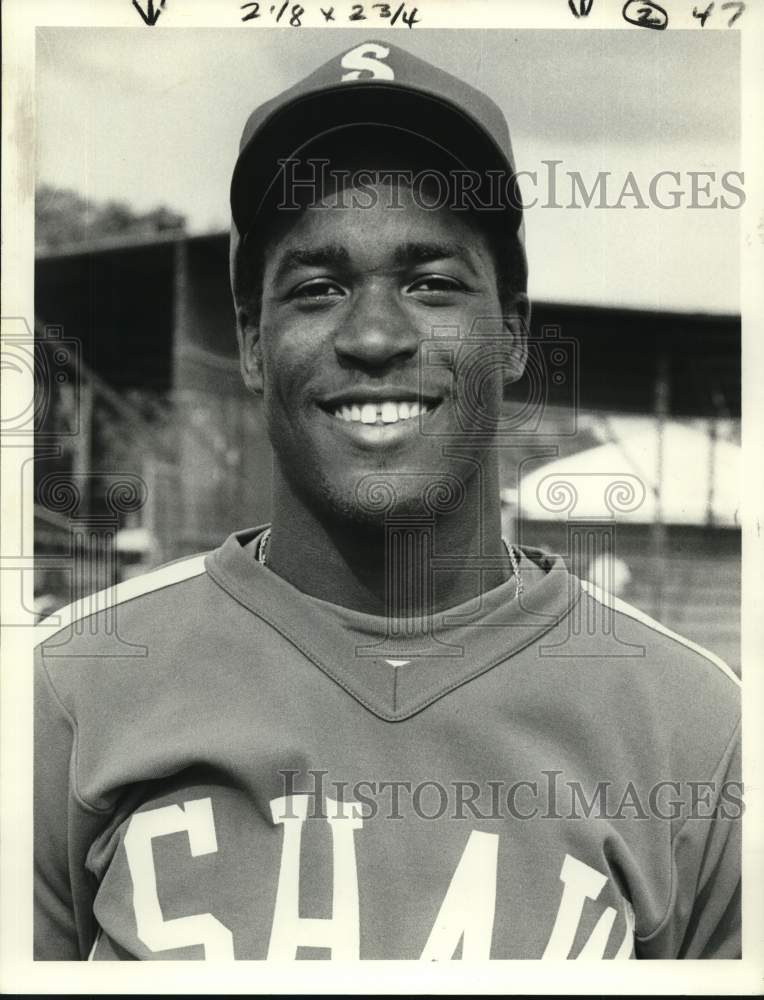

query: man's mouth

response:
[330,400,433,426]
[317,389,443,431]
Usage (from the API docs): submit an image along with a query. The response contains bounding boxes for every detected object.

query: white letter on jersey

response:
[420,831,499,960]
[543,853,632,959]
[340,43,394,81]
[267,794,363,959]
[124,798,235,959]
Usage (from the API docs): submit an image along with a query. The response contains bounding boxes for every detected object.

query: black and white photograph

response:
[1,0,762,993]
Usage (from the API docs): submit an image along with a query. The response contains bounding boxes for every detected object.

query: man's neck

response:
[264,476,512,617]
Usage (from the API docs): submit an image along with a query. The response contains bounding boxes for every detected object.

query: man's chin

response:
[321,470,467,526]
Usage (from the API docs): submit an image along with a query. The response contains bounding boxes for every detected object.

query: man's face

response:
[241,182,524,523]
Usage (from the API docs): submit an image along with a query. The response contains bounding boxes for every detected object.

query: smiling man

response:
[233,129,528,615]
[34,39,741,961]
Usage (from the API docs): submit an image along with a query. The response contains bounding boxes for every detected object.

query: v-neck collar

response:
[206,527,581,722]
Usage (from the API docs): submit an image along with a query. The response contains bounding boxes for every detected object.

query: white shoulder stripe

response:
[581,580,740,688]
[34,554,208,644]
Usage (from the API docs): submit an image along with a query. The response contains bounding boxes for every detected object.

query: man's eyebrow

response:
[394,241,478,272]
[272,239,480,282]
[273,244,350,282]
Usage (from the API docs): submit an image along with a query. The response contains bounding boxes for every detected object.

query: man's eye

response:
[408,275,463,294]
[292,279,344,300]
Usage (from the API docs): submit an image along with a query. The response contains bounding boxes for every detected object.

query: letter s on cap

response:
[341,43,394,81]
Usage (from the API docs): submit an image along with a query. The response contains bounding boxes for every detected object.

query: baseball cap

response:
[230,39,526,293]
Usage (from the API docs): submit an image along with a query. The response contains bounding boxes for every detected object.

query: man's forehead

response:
[270,238,483,276]
[265,197,492,276]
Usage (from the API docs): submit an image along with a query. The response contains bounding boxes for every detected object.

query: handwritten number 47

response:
[693,2,745,26]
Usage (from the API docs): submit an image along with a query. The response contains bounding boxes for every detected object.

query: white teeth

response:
[331,400,435,424]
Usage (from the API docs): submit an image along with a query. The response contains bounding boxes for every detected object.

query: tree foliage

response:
[36,185,185,250]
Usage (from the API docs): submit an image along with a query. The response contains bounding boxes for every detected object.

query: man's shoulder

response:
[580,579,739,692]
[34,549,213,655]
[576,579,740,766]
[518,546,737,691]
[566,581,740,785]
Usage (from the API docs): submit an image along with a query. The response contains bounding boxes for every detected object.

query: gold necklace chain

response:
[255,527,523,597]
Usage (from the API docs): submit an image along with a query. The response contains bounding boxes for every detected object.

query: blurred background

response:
[33,28,741,672]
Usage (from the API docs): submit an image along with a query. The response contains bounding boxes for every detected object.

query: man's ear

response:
[236,306,264,395]
[503,292,530,384]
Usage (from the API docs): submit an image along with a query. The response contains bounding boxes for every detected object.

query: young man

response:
[34,40,741,961]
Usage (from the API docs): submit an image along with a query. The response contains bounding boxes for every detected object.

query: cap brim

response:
[230,82,520,239]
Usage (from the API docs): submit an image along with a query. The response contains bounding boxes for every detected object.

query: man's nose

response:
[333,282,419,370]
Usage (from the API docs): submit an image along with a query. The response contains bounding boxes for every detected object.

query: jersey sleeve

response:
[34,645,97,960]
[637,717,742,959]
